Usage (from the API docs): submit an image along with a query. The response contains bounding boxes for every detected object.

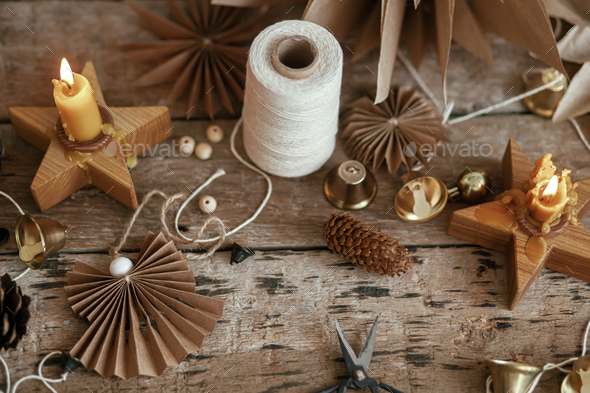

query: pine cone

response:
[325,211,412,277]
[0,273,31,350]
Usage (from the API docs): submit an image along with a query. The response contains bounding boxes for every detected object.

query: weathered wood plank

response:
[0,1,551,122]
[0,247,586,392]
[2,115,590,253]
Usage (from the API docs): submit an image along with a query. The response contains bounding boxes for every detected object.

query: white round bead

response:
[199,195,217,213]
[195,142,213,160]
[179,136,196,156]
[206,125,224,143]
[109,257,134,278]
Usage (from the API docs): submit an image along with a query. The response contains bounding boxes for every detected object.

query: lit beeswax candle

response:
[526,154,569,224]
[52,58,102,141]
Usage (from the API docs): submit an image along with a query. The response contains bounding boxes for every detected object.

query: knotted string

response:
[0,351,69,393]
[485,319,590,393]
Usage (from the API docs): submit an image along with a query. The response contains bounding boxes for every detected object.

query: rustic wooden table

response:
[2,2,590,392]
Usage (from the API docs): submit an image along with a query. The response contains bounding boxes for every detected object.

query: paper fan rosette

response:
[64,232,225,379]
[341,87,449,175]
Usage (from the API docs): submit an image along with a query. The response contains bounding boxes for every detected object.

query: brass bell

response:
[15,215,66,269]
[561,355,590,393]
[523,67,567,118]
[448,168,492,205]
[487,359,542,393]
[395,174,448,222]
[323,160,377,210]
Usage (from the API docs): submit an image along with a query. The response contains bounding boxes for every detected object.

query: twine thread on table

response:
[485,319,590,393]
[0,351,68,393]
[242,20,343,178]
[398,51,590,153]
[111,117,272,258]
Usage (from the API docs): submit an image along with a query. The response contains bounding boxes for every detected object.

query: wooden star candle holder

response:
[8,61,171,211]
[448,139,590,310]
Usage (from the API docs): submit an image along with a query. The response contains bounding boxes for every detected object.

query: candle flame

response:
[543,175,559,198]
[60,58,74,85]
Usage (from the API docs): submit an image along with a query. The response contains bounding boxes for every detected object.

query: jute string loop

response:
[0,351,69,393]
[110,118,272,259]
[243,20,343,178]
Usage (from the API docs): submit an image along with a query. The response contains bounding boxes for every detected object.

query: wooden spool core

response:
[56,106,113,153]
[271,35,319,79]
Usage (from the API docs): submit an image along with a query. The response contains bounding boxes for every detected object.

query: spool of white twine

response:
[243,20,343,178]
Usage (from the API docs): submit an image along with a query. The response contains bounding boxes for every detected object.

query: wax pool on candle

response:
[525,154,570,225]
[52,59,102,142]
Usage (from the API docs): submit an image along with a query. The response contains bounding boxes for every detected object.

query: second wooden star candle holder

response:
[8,61,171,212]
[448,139,590,310]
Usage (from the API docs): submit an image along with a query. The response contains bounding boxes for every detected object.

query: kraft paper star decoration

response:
[9,61,171,212]
[447,139,590,310]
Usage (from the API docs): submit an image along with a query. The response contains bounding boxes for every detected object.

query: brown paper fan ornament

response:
[123,0,268,119]
[341,87,449,175]
[0,273,31,350]
[64,232,225,379]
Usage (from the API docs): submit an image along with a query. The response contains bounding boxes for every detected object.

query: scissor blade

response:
[357,316,379,368]
[334,317,359,373]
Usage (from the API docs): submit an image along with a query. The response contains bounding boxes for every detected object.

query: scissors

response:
[316,316,403,393]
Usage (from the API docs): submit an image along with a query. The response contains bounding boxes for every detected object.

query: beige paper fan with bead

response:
[64,232,225,380]
[341,87,449,175]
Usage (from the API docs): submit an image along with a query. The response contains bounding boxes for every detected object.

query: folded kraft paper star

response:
[9,61,171,211]
[447,139,590,310]
[64,232,225,379]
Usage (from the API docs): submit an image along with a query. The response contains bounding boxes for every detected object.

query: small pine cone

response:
[325,211,412,277]
[0,273,31,350]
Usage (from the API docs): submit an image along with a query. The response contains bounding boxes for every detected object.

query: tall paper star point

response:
[9,61,171,212]
[448,139,590,310]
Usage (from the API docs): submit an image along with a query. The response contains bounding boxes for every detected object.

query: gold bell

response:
[323,160,377,210]
[448,168,491,205]
[523,67,567,118]
[561,355,590,393]
[15,215,66,269]
[395,173,448,222]
[487,359,542,393]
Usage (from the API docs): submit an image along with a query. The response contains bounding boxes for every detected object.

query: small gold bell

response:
[15,215,66,269]
[395,174,448,222]
[448,168,491,205]
[487,359,542,393]
[323,160,377,210]
[561,355,590,393]
[523,67,567,118]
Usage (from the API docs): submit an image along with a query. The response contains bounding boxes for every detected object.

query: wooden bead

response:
[109,257,133,278]
[195,142,212,160]
[179,136,196,156]
[206,125,224,143]
[199,195,217,213]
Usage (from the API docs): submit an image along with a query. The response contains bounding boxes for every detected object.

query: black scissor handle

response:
[378,383,403,393]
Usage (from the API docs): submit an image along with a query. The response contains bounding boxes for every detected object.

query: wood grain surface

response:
[3,1,590,392]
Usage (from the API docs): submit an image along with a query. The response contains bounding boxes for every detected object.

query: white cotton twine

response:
[243,20,343,178]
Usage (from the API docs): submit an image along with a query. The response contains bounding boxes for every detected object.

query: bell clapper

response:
[411,184,431,218]
[19,242,44,262]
